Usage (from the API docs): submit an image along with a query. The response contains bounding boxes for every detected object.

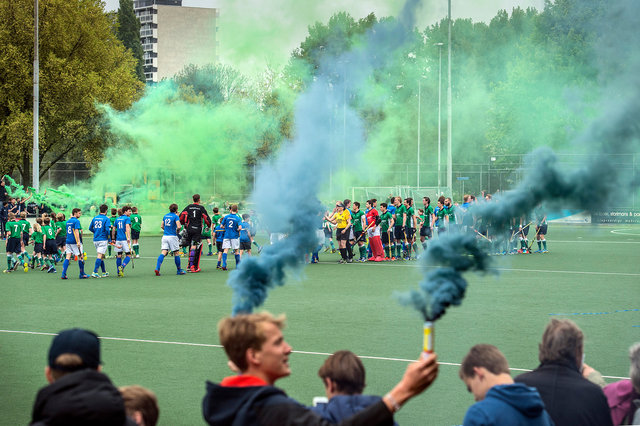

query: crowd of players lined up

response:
[2,191,549,279]
[320,193,549,264]
[1,193,259,278]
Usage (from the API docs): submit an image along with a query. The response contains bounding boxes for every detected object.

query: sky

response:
[104,0,546,75]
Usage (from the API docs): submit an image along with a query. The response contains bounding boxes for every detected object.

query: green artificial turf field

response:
[1,224,639,425]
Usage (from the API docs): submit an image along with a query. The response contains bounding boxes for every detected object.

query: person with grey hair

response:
[514,319,612,426]
[603,342,640,425]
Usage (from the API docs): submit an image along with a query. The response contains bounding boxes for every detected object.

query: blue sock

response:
[122,256,130,269]
[62,259,69,276]
[156,254,165,271]
[222,252,227,267]
[100,260,106,273]
[235,254,240,265]
[116,257,122,269]
[174,255,181,270]
[78,260,85,275]
[94,258,101,273]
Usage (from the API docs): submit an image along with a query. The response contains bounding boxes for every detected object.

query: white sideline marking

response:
[553,239,640,244]
[611,229,640,237]
[135,255,640,276]
[0,329,629,380]
[346,262,640,277]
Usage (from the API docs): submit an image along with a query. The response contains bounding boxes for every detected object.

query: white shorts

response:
[161,235,180,252]
[348,228,355,240]
[94,240,108,255]
[316,229,324,246]
[115,240,130,253]
[222,238,240,250]
[65,244,81,256]
[367,226,380,237]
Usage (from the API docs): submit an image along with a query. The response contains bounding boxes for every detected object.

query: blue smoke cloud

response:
[227,0,424,315]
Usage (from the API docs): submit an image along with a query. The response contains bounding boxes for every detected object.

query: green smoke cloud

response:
[91,80,272,209]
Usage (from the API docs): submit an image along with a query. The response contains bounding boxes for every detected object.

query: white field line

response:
[0,329,629,380]
[136,255,640,276]
[611,229,640,236]
[336,262,640,277]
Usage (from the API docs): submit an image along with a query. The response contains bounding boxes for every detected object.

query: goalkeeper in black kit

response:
[180,194,212,272]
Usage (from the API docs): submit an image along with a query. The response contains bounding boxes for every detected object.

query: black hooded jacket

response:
[31,369,133,426]
[202,381,394,426]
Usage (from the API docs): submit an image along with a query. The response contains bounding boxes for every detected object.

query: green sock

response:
[396,245,402,258]
[422,242,427,250]
[537,241,541,250]
[108,245,112,256]
[133,244,139,255]
[359,245,366,259]
[7,255,11,269]
[384,246,390,257]
[208,243,213,254]
[543,240,547,250]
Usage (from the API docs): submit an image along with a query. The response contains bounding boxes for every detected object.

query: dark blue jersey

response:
[221,214,241,239]
[239,221,251,242]
[162,212,180,236]
[214,225,224,242]
[89,214,111,241]
[115,215,132,241]
[65,217,82,244]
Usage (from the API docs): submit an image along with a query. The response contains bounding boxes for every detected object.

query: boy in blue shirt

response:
[239,214,253,258]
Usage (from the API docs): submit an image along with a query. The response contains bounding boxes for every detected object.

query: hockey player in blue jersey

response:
[220,204,242,271]
[114,206,133,277]
[88,204,111,278]
[155,203,185,276]
[61,208,87,279]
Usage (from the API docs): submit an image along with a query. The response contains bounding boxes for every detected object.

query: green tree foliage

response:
[0,0,144,185]
[174,63,248,104]
[275,1,610,180]
[117,0,145,82]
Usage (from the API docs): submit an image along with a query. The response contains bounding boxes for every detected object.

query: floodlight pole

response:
[417,79,421,188]
[435,42,444,195]
[32,0,40,192]
[446,0,453,195]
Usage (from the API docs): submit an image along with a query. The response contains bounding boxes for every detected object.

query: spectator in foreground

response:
[515,319,613,426]
[459,344,553,426]
[310,350,396,424]
[202,312,439,425]
[30,328,133,426]
[603,342,640,425]
[120,385,160,426]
